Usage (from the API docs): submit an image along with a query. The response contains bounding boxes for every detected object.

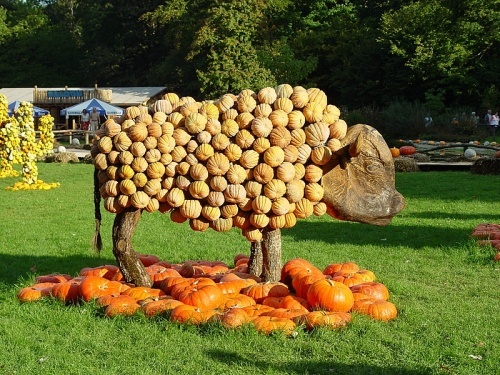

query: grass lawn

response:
[0,163,499,375]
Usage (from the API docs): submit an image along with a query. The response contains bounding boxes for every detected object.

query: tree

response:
[379,0,500,108]
[0,0,81,86]
[188,0,278,97]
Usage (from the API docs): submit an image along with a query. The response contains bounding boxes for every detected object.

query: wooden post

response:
[69,119,75,144]
[112,208,152,287]
[260,228,282,282]
[248,241,263,278]
[248,229,282,282]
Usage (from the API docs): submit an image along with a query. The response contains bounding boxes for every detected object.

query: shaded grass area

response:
[0,164,499,374]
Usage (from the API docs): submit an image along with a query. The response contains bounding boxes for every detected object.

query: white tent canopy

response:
[60,98,124,117]
[8,101,50,117]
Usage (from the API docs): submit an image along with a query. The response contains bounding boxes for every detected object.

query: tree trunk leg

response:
[112,208,152,287]
[248,241,263,278]
[261,228,282,282]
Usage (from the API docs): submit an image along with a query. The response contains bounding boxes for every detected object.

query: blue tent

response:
[60,98,124,117]
[8,101,50,117]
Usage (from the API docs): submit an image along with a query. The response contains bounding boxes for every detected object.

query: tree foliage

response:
[0,0,498,112]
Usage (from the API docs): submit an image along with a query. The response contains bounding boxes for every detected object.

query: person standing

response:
[490,111,499,137]
[484,110,492,125]
[424,114,433,128]
[89,107,100,131]
[80,109,90,130]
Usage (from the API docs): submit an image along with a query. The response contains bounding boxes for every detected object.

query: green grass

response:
[0,163,499,375]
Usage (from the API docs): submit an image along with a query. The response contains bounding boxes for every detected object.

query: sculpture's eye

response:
[366,160,382,174]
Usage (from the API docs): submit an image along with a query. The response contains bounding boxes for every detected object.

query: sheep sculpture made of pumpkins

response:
[91,85,405,286]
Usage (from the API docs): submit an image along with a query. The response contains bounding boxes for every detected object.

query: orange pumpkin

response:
[281,258,322,286]
[351,296,378,314]
[278,295,311,311]
[17,282,56,302]
[296,311,351,330]
[137,254,161,267]
[79,276,125,302]
[171,278,224,309]
[306,279,354,312]
[252,316,296,335]
[389,147,400,157]
[145,264,181,287]
[121,286,165,302]
[104,295,140,317]
[216,278,256,295]
[51,277,85,304]
[158,276,187,294]
[350,282,390,301]
[291,271,326,298]
[170,304,220,325]
[366,300,398,321]
[330,271,370,288]
[35,273,72,284]
[141,297,184,318]
[221,308,252,328]
[241,281,290,303]
[242,304,276,317]
[323,262,360,277]
[220,293,256,310]
[261,307,308,320]
[79,265,121,280]
[399,145,416,155]
[261,296,285,308]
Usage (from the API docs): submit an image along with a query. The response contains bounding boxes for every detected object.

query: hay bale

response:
[471,158,500,175]
[82,154,94,164]
[45,152,80,164]
[412,153,431,162]
[394,157,420,172]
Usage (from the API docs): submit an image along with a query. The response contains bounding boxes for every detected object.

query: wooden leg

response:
[112,208,152,287]
[260,228,282,282]
[248,241,263,278]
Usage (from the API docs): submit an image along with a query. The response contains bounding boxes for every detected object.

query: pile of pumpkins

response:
[92,85,348,242]
[471,223,500,261]
[17,254,398,335]
[390,145,416,158]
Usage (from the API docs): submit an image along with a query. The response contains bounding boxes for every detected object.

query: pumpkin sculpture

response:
[92,85,405,286]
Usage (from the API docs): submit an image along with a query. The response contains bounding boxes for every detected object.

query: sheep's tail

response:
[92,167,102,254]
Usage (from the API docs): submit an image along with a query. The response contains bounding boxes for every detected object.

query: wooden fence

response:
[47,129,93,145]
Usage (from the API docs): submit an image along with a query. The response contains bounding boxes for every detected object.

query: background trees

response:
[0,0,498,139]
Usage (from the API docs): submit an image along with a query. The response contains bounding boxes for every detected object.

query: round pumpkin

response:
[17,283,56,302]
[241,281,290,303]
[390,147,400,157]
[350,282,390,301]
[297,311,351,330]
[79,276,125,302]
[142,297,184,318]
[399,145,416,155]
[252,316,296,335]
[221,307,252,328]
[170,304,220,325]
[306,278,354,312]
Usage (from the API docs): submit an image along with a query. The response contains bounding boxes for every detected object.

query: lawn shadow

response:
[0,253,116,287]
[204,348,431,375]
[407,211,500,221]
[286,217,475,250]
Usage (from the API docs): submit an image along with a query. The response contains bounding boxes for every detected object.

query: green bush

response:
[379,100,427,140]
[347,101,485,142]
[344,105,384,133]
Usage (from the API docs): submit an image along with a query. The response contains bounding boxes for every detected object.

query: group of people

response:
[484,110,499,136]
[79,107,101,131]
